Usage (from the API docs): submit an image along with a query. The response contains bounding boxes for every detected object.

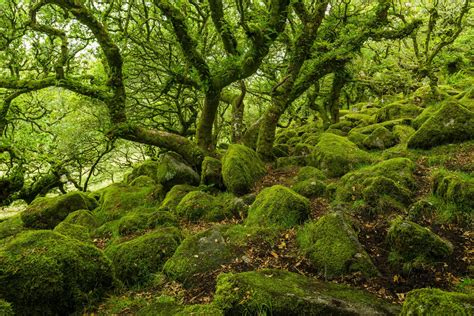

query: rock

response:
[291,179,326,198]
[105,227,182,286]
[221,144,266,195]
[53,222,91,243]
[0,215,24,241]
[387,217,453,271]
[117,212,149,236]
[408,101,474,149]
[126,159,160,183]
[432,169,474,218]
[21,191,97,229]
[276,155,308,168]
[0,230,114,315]
[245,185,310,228]
[213,269,399,315]
[201,156,225,189]
[336,158,416,214]
[129,175,156,187]
[363,126,397,150]
[294,166,326,182]
[147,211,179,228]
[159,184,197,212]
[308,133,372,177]
[175,191,237,222]
[297,212,379,278]
[400,288,474,315]
[163,227,238,286]
[156,153,200,189]
[62,209,98,228]
[375,102,422,122]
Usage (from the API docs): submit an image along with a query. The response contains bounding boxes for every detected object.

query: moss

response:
[221,144,266,195]
[0,299,14,316]
[272,143,290,157]
[408,101,474,149]
[117,213,150,236]
[387,217,453,272]
[245,185,310,229]
[295,166,326,182]
[0,215,24,241]
[53,222,91,243]
[105,227,182,286]
[63,209,98,228]
[336,158,416,214]
[21,191,97,229]
[393,125,416,143]
[375,101,422,122]
[99,294,181,316]
[94,183,160,224]
[213,269,399,315]
[276,155,308,168]
[127,159,160,183]
[400,288,474,316]
[147,211,179,228]
[0,230,115,315]
[412,105,439,129]
[292,143,313,156]
[200,156,224,189]
[363,126,397,150]
[307,133,372,177]
[343,113,376,126]
[291,179,326,198]
[156,153,200,190]
[159,184,197,212]
[407,199,437,222]
[129,175,157,187]
[176,304,224,315]
[297,213,378,278]
[224,224,281,247]
[432,169,473,215]
[163,227,238,287]
[175,191,216,222]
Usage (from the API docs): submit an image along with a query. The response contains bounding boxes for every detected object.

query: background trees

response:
[0,0,472,204]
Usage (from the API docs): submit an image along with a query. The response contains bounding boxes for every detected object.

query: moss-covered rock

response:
[297,212,378,278]
[53,222,91,242]
[0,230,114,315]
[200,156,225,189]
[0,215,24,241]
[147,210,179,228]
[308,133,372,177]
[375,102,422,122]
[432,169,473,215]
[175,191,238,222]
[163,227,238,286]
[392,125,416,143]
[158,153,200,189]
[295,166,326,182]
[336,158,416,214]
[408,101,474,149]
[245,185,310,228]
[62,209,98,228]
[213,269,399,315]
[117,212,150,236]
[363,126,397,150]
[387,217,453,271]
[400,288,474,315]
[159,184,197,212]
[94,183,161,224]
[291,179,327,198]
[21,191,97,229]
[105,227,182,286]
[129,175,157,187]
[127,159,161,183]
[276,155,308,168]
[0,299,14,316]
[221,144,266,195]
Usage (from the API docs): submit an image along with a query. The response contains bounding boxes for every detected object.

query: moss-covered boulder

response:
[62,209,98,228]
[400,288,474,315]
[375,102,422,122]
[127,159,160,183]
[156,153,200,189]
[336,158,416,214]
[175,191,238,222]
[117,212,150,236]
[0,215,24,241]
[0,230,114,315]
[291,179,326,198]
[53,222,91,242]
[94,183,162,224]
[363,126,397,150]
[432,169,473,215]
[0,299,14,316]
[21,191,97,229]
[221,144,266,195]
[159,184,197,212]
[201,156,225,189]
[408,101,474,149]
[245,185,310,228]
[213,269,399,315]
[297,212,378,278]
[147,210,179,228]
[276,155,308,168]
[163,227,238,286]
[129,175,156,187]
[295,166,326,182]
[308,133,372,177]
[105,227,182,286]
[387,217,453,271]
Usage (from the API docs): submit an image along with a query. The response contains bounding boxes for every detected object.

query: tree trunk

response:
[196,89,222,152]
[256,98,285,161]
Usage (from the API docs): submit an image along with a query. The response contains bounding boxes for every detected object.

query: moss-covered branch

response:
[208,0,238,55]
